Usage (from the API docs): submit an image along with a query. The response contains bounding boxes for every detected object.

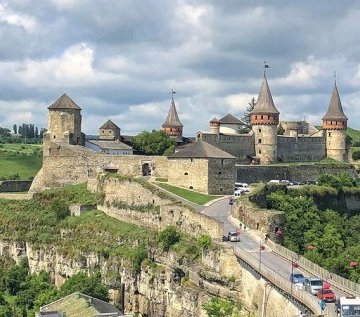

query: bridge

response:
[202,197,360,317]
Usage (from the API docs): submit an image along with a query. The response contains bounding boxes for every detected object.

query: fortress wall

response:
[199,134,255,162]
[35,143,169,190]
[236,164,355,184]
[277,136,326,162]
[168,158,209,193]
[208,159,236,195]
[98,178,224,239]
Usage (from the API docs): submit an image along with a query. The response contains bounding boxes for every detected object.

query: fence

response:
[266,240,360,296]
[233,244,328,316]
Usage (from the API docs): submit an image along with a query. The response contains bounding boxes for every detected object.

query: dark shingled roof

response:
[322,84,348,121]
[48,94,81,110]
[87,140,132,150]
[99,120,120,130]
[218,114,243,124]
[250,75,279,115]
[162,99,183,128]
[170,141,235,159]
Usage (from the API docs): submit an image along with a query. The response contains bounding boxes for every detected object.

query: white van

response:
[235,183,250,192]
[234,190,243,197]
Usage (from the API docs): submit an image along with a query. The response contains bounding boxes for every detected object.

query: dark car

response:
[290,273,305,284]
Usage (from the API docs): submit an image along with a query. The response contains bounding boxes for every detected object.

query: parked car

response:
[227,231,240,242]
[235,182,250,192]
[234,190,243,197]
[290,273,305,284]
[291,180,303,186]
[304,277,323,295]
[317,289,336,303]
[280,180,293,186]
[268,180,281,185]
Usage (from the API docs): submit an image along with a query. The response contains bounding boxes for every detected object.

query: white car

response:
[235,182,250,192]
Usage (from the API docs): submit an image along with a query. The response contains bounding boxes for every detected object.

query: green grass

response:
[155,177,168,182]
[0,144,42,180]
[155,183,219,205]
[347,127,360,146]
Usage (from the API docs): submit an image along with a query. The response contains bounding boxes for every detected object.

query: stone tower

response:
[46,94,84,146]
[209,118,220,134]
[322,83,348,161]
[99,120,120,141]
[162,96,183,142]
[250,74,280,164]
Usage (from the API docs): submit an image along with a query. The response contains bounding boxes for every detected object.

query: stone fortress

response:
[30,74,349,195]
[196,74,349,164]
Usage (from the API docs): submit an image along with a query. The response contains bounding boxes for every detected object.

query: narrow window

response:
[184,172,188,175]
[268,115,270,119]
[255,115,258,119]
[258,128,261,132]
[328,132,331,137]
[218,171,222,175]
[221,158,224,167]
[258,139,262,143]
[189,186,193,189]
[259,150,262,154]
[261,115,263,119]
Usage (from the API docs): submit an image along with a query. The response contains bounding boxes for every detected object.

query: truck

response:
[336,296,360,317]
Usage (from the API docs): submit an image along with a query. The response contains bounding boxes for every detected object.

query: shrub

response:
[352,150,360,161]
[197,234,212,250]
[158,226,180,251]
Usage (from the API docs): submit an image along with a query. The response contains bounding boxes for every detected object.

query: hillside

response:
[0,144,42,180]
[347,127,360,147]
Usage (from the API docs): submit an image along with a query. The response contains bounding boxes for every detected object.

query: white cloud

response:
[0,3,37,32]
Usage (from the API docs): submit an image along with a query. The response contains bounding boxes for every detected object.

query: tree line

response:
[0,123,46,144]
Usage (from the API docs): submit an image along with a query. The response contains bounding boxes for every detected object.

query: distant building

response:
[37,292,132,317]
[85,120,133,155]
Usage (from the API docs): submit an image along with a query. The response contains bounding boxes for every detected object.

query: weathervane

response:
[170,88,176,101]
[264,60,270,76]
[334,71,337,84]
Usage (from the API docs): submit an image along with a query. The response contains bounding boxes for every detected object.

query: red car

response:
[317,289,336,302]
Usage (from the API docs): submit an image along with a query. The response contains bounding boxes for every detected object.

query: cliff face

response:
[0,239,243,317]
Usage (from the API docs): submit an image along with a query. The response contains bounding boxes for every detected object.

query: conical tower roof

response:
[250,75,279,115]
[48,94,81,110]
[162,99,183,128]
[322,84,348,121]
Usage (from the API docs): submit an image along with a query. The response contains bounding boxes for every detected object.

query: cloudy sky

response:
[0,0,360,136]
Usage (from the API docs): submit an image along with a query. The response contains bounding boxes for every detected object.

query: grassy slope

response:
[0,144,42,179]
[155,182,219,205]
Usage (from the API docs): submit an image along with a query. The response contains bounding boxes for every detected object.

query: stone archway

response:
[142,162,151,176]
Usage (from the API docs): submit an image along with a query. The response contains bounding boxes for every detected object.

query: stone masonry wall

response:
[97,178,224,239]
[30,143,169,192]
[236,163,356,184]
[208,158,236,195]
[167,158,209,194]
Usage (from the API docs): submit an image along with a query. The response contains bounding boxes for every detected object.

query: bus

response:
[336,296,360,317]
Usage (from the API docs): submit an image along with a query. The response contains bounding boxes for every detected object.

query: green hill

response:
[347,127,360,147]
[0,144,42,180]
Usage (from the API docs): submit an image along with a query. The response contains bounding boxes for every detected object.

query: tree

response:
[0,127,11,137]
[132,130,176,155]
[202,297,241,317]
[158,226,180,251]
[352,150,360,161]
[241,97,256,132]
[13,124,17,134]
[277,123,285,135]
[35,127,39,139]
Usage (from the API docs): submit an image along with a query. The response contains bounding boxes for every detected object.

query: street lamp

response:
[291,255,299,293]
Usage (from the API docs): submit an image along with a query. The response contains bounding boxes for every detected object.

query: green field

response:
[155,182,220,205]
[0,144,42,180]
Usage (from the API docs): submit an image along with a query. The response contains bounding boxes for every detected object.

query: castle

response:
[197,74,348,164]
[29,74,349,195]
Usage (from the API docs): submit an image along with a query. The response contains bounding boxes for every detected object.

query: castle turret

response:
[322,83,348,161]
[250,74,279,164]
[162,96,183,142]
[46,94,84,145]
[209,118,220,134]
[99,120,120,141]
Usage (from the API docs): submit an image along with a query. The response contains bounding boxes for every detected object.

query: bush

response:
[197,234,212,250]
[158,226,180,251]
[352,150,360,161]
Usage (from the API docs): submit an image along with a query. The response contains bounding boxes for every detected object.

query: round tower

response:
[250,74,279,164]
[47,94,84,145]
[161,96,183,141]
[322,83,348,161]
[209,118,220,134]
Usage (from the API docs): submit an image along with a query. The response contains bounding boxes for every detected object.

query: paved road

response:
[201,197,343,317]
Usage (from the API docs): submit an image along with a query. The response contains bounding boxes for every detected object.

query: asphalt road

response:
[201,197,344,317]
